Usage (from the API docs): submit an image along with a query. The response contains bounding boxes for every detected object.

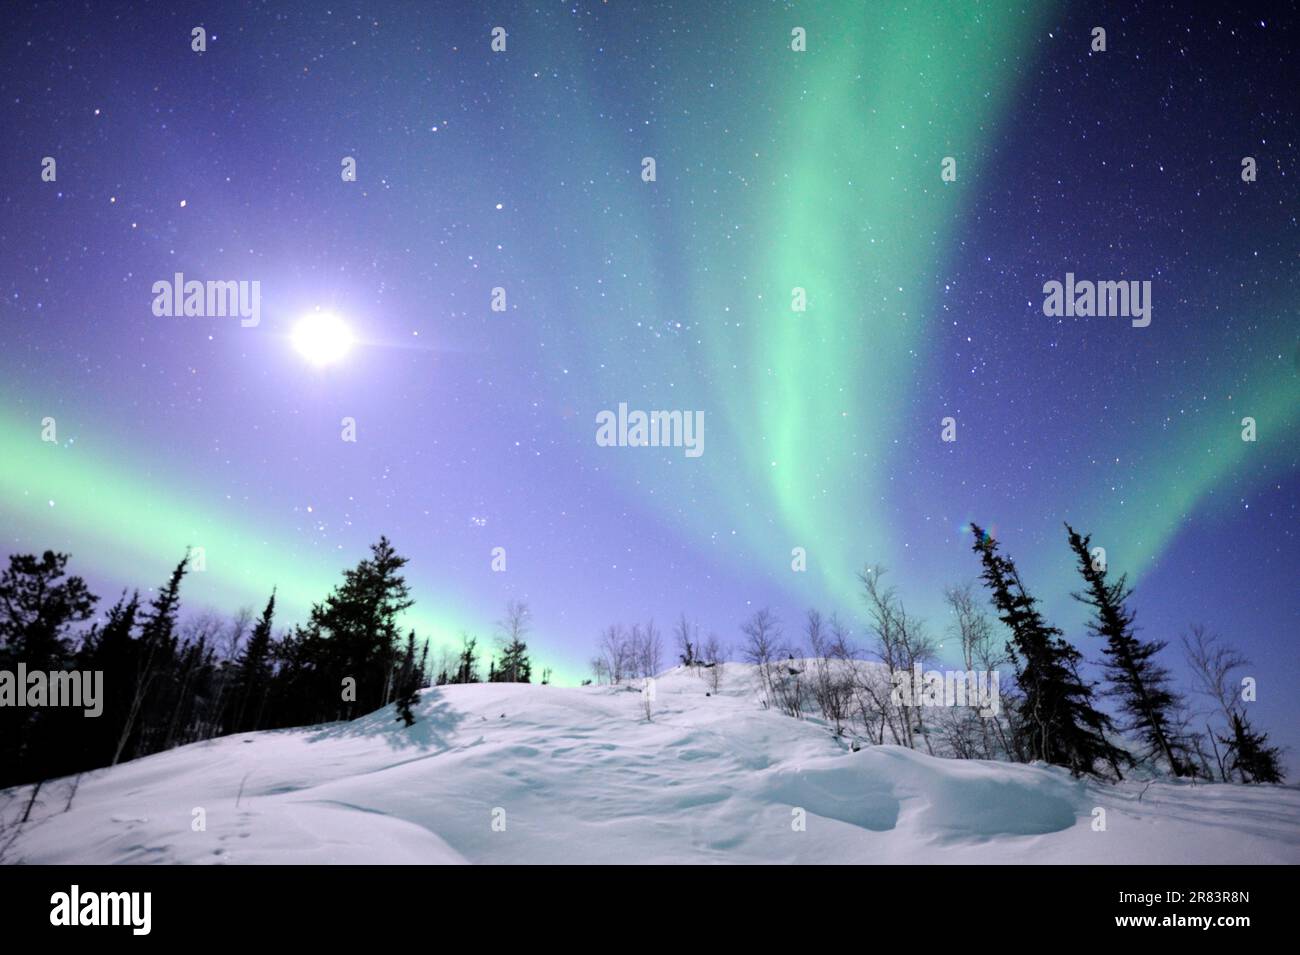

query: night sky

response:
[2,3,1296,767]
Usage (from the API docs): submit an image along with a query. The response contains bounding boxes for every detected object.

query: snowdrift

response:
[7,665,1298,864]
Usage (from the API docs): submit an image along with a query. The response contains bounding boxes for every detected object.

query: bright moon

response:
[292,313,353,366]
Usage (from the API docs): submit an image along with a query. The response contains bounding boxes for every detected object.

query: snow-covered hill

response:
[7,665,1299,864]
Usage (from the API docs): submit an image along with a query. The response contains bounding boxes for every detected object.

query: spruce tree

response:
[1066,524,1191,776]
[494,600,532,682]
[304,537,414,719]
[495,639,532,683]
[970,524,1126,778]
[1220,711,1284,784]
[110,555,188,765]
[233,590,276,731]
[455,635,480,684]
[392,631,421,727]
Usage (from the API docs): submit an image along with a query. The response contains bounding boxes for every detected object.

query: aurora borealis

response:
[1,3,1296,765]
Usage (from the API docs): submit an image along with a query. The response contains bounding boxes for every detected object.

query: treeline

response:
[0,538,540,790]
[590,523,1285,784]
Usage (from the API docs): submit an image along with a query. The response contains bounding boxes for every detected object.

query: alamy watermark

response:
[1042,272,1151,328]
[152,272,260,327]
[50,885,151,935]
[596,403,704,458]
[0,664,103,717]
[890,665,1001,718]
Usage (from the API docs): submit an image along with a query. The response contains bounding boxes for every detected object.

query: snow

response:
[7,665,1299,864]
